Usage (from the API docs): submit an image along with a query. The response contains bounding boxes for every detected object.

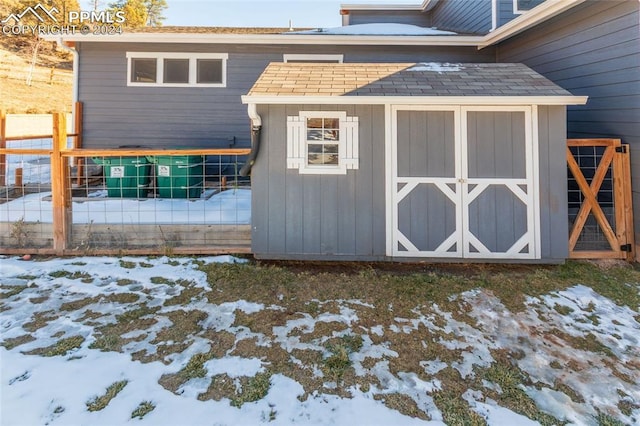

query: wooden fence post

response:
[52,112,72,254]
[1,109,6,186]
[74,102,84,186]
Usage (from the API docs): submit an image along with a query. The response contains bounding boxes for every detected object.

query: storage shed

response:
[241,62,588,262]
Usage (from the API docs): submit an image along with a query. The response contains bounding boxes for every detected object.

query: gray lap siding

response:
[252,104,386,259]
[496,0,640,240]
[77,42,495,149]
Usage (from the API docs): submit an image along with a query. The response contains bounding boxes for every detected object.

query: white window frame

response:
[287,111,359,175]
[283,54,344,63]
[512,0,538,14]
[126,52,228,87]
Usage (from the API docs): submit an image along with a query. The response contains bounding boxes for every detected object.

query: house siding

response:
[77,42,494,149]
[431,0,492,34]
[252,104,387,260]
[346,10,432,27]
[496,0,640,237]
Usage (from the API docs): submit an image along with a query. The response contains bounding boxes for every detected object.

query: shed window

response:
[126,52,228,87]
[287,111,359,174]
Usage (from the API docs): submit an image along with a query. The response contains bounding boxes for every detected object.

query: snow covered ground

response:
[1,256,639,425]
[0,189,251,225]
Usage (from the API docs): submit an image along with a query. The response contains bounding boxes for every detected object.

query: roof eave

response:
[41,33,482,46]
[340,0,431,12]
[478,0,587,49]
[241,95,589,106]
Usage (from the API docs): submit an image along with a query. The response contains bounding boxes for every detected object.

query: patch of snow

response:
[420,360,448,375]
[408,62,464,73]
[288,23,456,36]
[205,357,264,378]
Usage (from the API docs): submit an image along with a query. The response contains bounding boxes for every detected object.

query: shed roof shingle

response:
[247,62,573,97]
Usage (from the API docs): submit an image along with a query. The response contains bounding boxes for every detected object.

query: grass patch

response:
[116,305,159,323]
[322,335,363,383]
[159,351,214,393]
[163,286,203,306]
[596,412,625,426]
[1,334,35,349]
[150,277,174,285]
[432,389,486,426]
[1,285,28,298]
[16,275,38,280]
[375,393,430,421]
[139,262,154,268]
[116,278,137,286]
[89,334,123,352]
[231,372,272,408]
[481,362,562,426]
[131,401,155,419]
[28,335,85,357]
[23,311,57,332]
[553,304,574,316]
[48,270,93,282]
[119,260,137,269]
[86,380,128,412]
[60,297,99,311]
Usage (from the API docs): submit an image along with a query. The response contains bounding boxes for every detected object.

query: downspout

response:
[491,0,497,31]
[58,38,79,123]
[239,103,262,177]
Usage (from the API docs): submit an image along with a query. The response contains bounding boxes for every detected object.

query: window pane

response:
[307,118,323,129]
[164,59,189,84]
[323,118,339,129]
[197,59,223,84]
[324,144,339,165]
[324,129,339,141]
[307,130,324,141]
[131,58,157,83]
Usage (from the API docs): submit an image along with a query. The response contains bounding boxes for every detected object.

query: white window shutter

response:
[342,116,359,170]
[286,116,305,169]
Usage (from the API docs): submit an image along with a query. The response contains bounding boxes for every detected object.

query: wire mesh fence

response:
[1,145,252,254]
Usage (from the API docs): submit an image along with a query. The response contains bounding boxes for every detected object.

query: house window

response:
[283,54,344,63]
[287,111,359,175]
[131,58,157,83]
[197,59,223,84]
[513,0,543,14]
[126,52,228,87]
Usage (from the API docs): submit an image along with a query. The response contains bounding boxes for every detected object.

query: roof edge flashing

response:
[241,95,589,106]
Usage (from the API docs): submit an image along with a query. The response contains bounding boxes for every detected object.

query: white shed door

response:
[389,106,539,259]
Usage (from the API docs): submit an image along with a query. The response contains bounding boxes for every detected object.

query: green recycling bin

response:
[151,155,204,199]
[92,156,151,198]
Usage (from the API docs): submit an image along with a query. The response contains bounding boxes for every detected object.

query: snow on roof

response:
[286,23,456,36]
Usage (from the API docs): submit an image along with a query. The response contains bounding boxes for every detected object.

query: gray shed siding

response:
[496,0,640,237]
[252,104,568,262]
[251,104,386,260]
[431,0,492,34]
[77,42,494,149]
[346,10,431,27]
